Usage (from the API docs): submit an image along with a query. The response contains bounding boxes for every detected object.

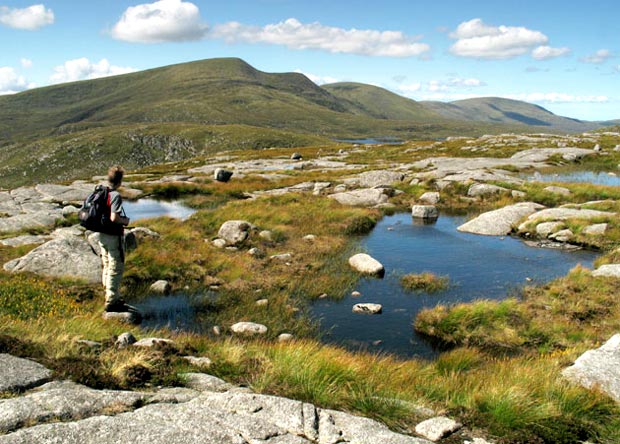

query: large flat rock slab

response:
[563,334,620,403]
[457,202,544,236]
[3,235,101,283]
[0,210,63,234]
[510,147,595,162]
[0,354,52,393]
[34,184,93,204]
[329,188,389,207]
[526,208,615,224]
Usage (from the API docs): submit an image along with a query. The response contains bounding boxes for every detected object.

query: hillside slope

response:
[422,97,599,133]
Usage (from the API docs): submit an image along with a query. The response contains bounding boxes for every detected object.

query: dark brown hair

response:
[107,165,124,187]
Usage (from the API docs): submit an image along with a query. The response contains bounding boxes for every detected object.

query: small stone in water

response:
[351,291,362,297]
[319,293,328,299]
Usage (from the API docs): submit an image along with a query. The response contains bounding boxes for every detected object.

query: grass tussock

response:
[401,272,449,293]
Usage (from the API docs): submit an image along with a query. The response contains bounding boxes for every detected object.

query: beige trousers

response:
[98,233,124,305]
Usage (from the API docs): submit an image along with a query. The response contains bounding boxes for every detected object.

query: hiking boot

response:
[104,299,141,315]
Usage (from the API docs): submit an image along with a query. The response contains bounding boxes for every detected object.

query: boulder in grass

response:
[149,280,171,295]
[230,322,268,335]
[217,220,253,246]
[415,416,462,442]
[348,253,385,277]
[214,168,233,183]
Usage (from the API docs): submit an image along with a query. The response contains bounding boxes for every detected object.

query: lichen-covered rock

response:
[0,354,51,393]
[457,202,544,236]
[563,334,620,403]
[218,220,253,246]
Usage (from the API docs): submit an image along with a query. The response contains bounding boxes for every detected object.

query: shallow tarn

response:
[311,212,597,358]
[124,198,196,221]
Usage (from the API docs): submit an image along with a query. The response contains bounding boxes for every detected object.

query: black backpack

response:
[78,185,122,234]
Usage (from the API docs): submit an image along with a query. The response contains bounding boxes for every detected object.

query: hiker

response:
[98,165,132,312]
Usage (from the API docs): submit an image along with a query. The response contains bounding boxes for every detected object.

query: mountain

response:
[322,82,441,121]
[421,97,599,133]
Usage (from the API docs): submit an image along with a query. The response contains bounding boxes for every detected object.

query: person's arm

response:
[110,211,130,226]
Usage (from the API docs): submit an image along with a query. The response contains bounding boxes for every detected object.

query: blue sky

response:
[1,0,619,120]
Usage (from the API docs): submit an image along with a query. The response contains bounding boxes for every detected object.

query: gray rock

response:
[231,322,268,335]
[414,416,462,441]
[291,152,303,160]
[212,238,227,248]
[352,303,383,314]
[182,356,213,368]
[583,223,608,236]
[593,264,620,278]
[356,170,405,188]
[129,226,160,240]
[563,334,620,403]
[0,380,145,433]
[419,192,440,205]
[259,230,274,241]
[102,311,141,325]
[0,235,49,247]
[248,247,264,257]
[133,338,175,348]
[544,185,571,195]
[214,168,234,182]
[467,183,509,198]
[271,253,293,261]
[512,190,527,198]
[218,220,253,246]
[411,205,439,220]
[0,354,52,393]
[549,229,574,243]
[510,147,595,163]
[349,253,385,277]
[115,332,137,348]
[0,210,63,234]
[457,202,544,236]
[303,234,316,242]
[534,221,565,237]
[149,280,171,295]
[76,340,102,349]
[3,236,101,283]
[51,225,85,238]
[333,184,347,192]
[181,373,234,392]
[61,205,80,217]
[526,208,615,224]
[278,333,294,342]
[329,188,389,207]
[35,183,93,204]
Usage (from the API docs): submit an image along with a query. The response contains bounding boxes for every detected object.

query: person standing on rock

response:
[98,166,132,313]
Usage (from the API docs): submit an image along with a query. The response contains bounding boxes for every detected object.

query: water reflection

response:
[124,199,196,221]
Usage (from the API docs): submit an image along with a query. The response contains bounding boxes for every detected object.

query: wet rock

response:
[214,168,233,182]
[563,334,620,403]
[329,188,390,207]
[356,170,405,188]
[115,332,137,348]
[218,220,253,246]
[419,192,440,204]
[467,183,509,198]
[352,303,383,314]
[457,202,544,236]
[414,416,462,441]
[549,229,574,243]
[3,236,101,283]
[411,205,439,220]
[231,322,268,335]
[592,264,620,278]
[348,253,385,277]
[149,280,171,295]
[0,354,52,393]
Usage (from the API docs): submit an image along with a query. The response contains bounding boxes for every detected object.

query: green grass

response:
[401,272,450,293]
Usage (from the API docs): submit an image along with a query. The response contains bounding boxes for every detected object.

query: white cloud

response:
[507,92,609,104]
[418,92,480,101]
[211,18,430,57]
[111,0,207,43]
[449,18,548,59]
[0,67,34,95]
[20,58,33,68]
[50,58,136,84]
[425,77,486,93]
[294,69,339,85]
[397,82,422,93]
[581,49,611,64]
[0,4,54,30]
[531,45,571,60]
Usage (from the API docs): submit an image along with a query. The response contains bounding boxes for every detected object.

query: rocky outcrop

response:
[458,202,544,236]
[467,183,509,198]
[3,235,101,283]
[356,170,405,188]
[0,354,52,393]
[525,208,615,224]
[349,253,385,276]
[563,334,620,403]
[329,188,390,207]
[510,147,595,162]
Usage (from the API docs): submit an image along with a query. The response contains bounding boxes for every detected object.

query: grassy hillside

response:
[422,97,600,133]
[323,82,442,121]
